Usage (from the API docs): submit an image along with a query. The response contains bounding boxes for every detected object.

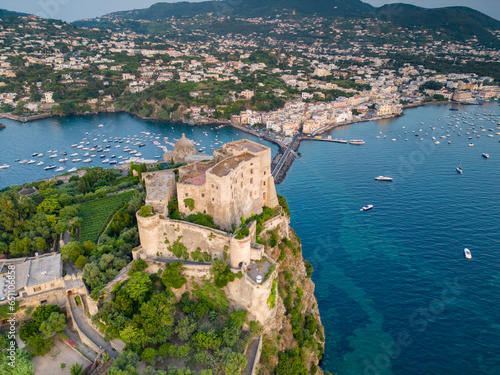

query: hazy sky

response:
[0,0,498,22]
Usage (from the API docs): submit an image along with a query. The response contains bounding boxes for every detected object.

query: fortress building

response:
[135,138,287,327]
[177,139,279,231]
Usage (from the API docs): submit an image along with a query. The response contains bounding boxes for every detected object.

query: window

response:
[250,192,252,197]
[185,193,188,197]
[250,178,253,184]
[50,283,55,288]
[212,198,215,202]
[212,184,214,188]
[251,169,253,174]
[241,182,243,188]
[40,300,47,305]
[202,193,205,198]
[33,287,41,292]
[264,171,266,175]
[263,181,266,186]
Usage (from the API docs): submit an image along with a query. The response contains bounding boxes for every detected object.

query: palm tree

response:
[70,363,83,375]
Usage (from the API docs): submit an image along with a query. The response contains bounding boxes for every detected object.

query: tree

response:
[32,305,60,325]
[19,322,40,341]
[26,335,53,357]
[0,349,34,375]
[125,271,152,303]
[70,363,83,375]
[141,347,157,363]
[210,258,235,288]
[61,242,84,262]
[175,316,197,342]
[108,351,139,375]
[221,348,247,375]
[162,262,187,289]
[39,312,66,337]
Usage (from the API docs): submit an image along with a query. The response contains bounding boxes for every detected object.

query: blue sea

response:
[1,104,500,374]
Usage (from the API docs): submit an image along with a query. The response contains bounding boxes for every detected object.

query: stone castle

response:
[135,137,288,327]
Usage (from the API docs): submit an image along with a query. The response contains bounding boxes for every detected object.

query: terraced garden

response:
[79,191,135,242]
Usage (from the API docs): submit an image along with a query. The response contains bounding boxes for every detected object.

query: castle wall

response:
[136,213,251,264]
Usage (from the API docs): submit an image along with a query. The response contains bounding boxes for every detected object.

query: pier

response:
[271,134,301,184]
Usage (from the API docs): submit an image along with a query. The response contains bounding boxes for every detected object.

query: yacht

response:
[38,153,44,157]
[19,160,28,164]
[0,164,10,170]
[49,154,58,159]
[72,158,82,162]
[349,139,365,145]
[55,167,65,173]
[83,158,92,163]
[375,176,393,181]
[32,152,39,157]
[482,153,490,159]
[360,204,373,211]
[464,248,472,259]
[37,161,44,166]
[27,160,36,164]
[68,167,77,173]
[71,153,79,157]
[44,165,56,170]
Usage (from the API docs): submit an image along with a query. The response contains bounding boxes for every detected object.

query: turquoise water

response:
[279,103,500,374]
[1,105,500,374]
[0,114,278,189]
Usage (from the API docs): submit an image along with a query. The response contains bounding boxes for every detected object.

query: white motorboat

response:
[55,167,65,172]
[19,160,28,164]
[68,167,77,173]
[83,158,92,163]
[482,153,490,159]
[27,160,36,164]
[464,248,472,259]
[72,158,82,162]
[375,176,393,182]
[44,165,56,170]
[71,153,79,157]
[59,158,68,162]
[37,161,44,166]
[0,164,10,169]
[360,204,373,211]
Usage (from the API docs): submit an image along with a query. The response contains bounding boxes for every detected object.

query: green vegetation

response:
[79,191,135,242]
[162,262,187,289]
[0,332,33,375]
[19,305,64,357]
[210,258,236,288]
[168,197,220,229]
[94,267,249,374]
[138,205,154,217]
[183,198,195,211]
[267,279,277,308]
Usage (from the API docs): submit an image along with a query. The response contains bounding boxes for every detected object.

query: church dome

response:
[173,133,197,162]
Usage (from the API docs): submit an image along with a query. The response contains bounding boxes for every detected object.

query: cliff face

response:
[258,222,325,374]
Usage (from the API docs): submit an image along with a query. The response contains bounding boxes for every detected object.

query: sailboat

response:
[456,160,463,174]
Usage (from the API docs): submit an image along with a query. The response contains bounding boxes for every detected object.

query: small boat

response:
[44,165,56,170]
[37,161,44,166]
[360,204,373,211]
[102,159,109,163]
[482,153,490,159]
[27,160,36,164]
[349,139,365,145]
[68,167,77,173]
[72,158,82,162]
[71,153,78,157]
[375,176,393,182]
[37,153,44,157]
[83,158,92,163]
[71,144,77,147]
[32,152,39,157]
[468,143,474,147]
[464,248,472,259]
[19,160,28,164]
[98,124,104,128]
[0,164,10,170]
[49,154,58,158]
[13,158,20,162]
[456,167,463,174]
[55,167,65,172]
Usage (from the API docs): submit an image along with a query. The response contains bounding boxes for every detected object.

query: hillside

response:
[371,4,500,45]
[73,0,500,46]
[0,8,28,19]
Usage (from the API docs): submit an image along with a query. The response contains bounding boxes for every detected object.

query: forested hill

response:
[0,9,28,19]
[72,0,500,46]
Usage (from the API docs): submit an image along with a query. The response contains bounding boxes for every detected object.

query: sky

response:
[0,0,498,22]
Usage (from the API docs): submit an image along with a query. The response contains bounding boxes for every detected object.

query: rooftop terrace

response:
[210,153,254,177]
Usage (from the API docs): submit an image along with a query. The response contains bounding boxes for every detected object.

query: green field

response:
[79,191,135,243]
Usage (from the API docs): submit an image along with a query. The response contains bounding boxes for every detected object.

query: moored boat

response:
[464,248,472,259]
[360,204,373,211]
[349,139,365,145]
[375,176,393,181]
[482,153,490,158]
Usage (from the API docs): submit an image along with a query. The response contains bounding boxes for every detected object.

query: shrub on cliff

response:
[210,258,235,288]
[138,205,154,217]
[162,262,187,289]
